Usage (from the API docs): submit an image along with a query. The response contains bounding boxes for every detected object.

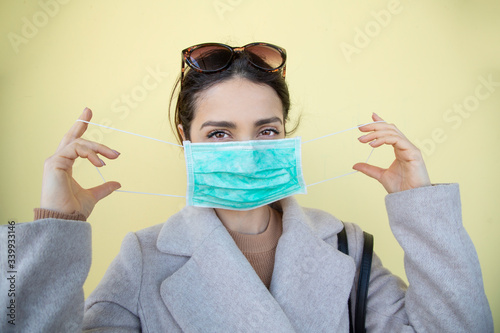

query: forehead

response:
[193,78,284,125]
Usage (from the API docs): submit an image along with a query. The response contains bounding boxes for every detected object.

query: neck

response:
[215,206,271,235]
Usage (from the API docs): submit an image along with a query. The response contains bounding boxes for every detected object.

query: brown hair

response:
[169,52,294,144]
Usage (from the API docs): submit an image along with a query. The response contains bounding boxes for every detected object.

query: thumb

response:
[89,181,121,202]
[353,163,384,181]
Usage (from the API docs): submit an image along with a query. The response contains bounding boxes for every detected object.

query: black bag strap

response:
[355,231,373,333]
[337,224,374,333]
[337,227,354,333]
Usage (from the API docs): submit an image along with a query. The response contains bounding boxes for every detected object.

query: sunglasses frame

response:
[181,42,287,81]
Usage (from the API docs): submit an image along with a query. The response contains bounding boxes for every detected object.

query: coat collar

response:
[157,197,355,332]
[156,197,345,256]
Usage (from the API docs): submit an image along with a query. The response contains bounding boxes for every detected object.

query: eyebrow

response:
[199,121,236,130]
[254,117,283,127]
[199,117,283,130]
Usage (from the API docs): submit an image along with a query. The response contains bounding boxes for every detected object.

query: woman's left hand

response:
[353,113,431,193]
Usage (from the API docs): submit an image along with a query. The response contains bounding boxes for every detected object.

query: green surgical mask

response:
[183,137,307,211]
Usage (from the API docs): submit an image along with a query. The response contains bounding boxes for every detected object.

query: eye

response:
[207,130,231,140]
[259,128,280,137]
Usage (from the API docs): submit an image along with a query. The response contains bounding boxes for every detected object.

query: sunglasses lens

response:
[188,45,233,72]
[245,44,284,70]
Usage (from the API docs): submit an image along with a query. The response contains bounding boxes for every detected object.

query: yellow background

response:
[1,0,499,326]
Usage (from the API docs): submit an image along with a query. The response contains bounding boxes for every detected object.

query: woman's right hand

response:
[40,108,121,219]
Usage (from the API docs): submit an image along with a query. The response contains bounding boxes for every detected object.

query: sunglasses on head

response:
[181,42,287,81]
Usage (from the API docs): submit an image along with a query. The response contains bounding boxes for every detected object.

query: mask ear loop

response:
[95,166,185,198]
[301,120,385,144]
[305,147,375,188]
[77,119,186,198]
[77,119,384,195]
[303,120,384,188]
[76,120,183,147]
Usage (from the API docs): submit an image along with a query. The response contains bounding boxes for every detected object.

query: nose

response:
[234,134,253,142]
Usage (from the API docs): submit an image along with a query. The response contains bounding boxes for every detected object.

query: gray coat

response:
[0,184,493,332]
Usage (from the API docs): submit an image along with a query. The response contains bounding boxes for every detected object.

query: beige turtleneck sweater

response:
[225,208,283,288]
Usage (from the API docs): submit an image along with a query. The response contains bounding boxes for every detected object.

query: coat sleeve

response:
[82,232,143,332]
[0,219,144,333]
[0,219,91,333]
[348,183,493,333]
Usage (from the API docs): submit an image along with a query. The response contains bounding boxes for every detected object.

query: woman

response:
[3,43,492,332]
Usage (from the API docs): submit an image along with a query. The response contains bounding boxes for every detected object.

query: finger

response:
[50,143,104,169]
[358,129,401,144]
[353,162,385,181]
[67,138,119,159]
[58,107,93,149]
[81,139,121,160]
[366,134,417,152]
[358,123,407,145]
[52,139,120,169]
[88,181,122,202]
[359,120,396,133]
[372,112,384,122]
[74,143,107,167]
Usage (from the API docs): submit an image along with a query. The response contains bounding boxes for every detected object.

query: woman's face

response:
[179,77,285,143]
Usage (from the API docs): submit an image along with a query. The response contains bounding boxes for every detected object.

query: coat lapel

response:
[156,198,356,332]
[157,206,296,332]
[270,198,356,332]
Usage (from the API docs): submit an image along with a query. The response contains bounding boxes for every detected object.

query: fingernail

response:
[100,159,106,166]
[112,149,120,156]
[369,140,376,146]
[358,135,366,141]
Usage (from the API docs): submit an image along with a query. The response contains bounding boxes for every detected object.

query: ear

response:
[177,124,187,141]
